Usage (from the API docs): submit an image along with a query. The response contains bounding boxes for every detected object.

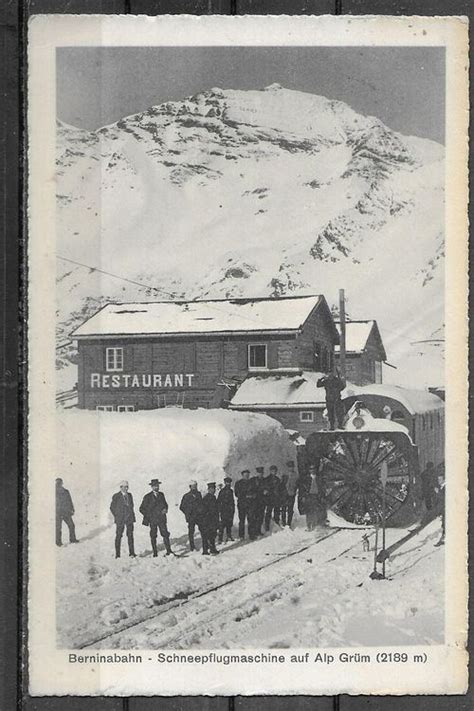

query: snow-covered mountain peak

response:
[56,85,445,388]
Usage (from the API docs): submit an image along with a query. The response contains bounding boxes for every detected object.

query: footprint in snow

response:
[87,561,109,583]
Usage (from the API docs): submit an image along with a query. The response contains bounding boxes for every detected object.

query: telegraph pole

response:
[339,289,346,378]
[380,460,388,579]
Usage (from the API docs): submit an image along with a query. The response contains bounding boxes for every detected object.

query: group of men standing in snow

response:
[106,477,237,558]
[106,460,329,558]
[55,461,330,556]
[233,461,302,540]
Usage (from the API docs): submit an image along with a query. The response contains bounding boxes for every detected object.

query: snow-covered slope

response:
[56,85,445,388]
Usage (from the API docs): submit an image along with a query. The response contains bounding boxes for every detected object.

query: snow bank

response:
[56,408,296,534]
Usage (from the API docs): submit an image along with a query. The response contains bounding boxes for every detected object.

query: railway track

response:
[80,527,371,650]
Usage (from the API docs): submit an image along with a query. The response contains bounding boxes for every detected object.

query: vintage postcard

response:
[27,14,469,696]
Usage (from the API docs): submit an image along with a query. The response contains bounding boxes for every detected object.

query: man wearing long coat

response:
[298,463,327,531]
[217,477,235,543]
[285,460,299,527]
[247,470,263,540]
[56,477,78,546]
[273,473,289,526]
[180,480,204,552]
[234,469,250,539]
[261,466,279,532]
[139,478,172,557]
[110,480,136,558]
[201,482,220,555]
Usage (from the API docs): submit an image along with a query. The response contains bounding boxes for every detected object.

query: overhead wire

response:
[56,254,323,335]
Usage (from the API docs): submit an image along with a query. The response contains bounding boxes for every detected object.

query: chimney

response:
[339,289,346,378]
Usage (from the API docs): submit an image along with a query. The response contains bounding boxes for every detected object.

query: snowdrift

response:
[57,407,296,536]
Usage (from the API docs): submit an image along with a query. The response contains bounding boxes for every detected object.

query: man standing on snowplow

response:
[317,367,346,430]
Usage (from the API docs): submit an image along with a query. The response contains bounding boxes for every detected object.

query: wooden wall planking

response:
[340,0,471,13]
[236,0,335,13]
[128,699,228,710]
[235,697,334,710]
[27,0,126,13]
[339,697,474,711]
[129,1,233,14]
[22,699,124,710]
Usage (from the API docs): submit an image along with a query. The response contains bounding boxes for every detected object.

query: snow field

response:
[56,409,444,650]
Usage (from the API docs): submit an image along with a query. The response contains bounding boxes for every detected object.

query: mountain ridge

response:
[56,84,445,390]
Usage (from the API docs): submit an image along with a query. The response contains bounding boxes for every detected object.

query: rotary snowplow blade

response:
[305,430,421,527]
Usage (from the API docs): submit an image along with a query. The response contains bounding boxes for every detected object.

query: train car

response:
[305,385,445,527]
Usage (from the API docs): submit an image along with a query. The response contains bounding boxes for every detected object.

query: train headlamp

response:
[353,416,365,429]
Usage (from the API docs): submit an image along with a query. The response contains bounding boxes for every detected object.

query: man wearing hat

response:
[179,480,204,552]
[139,479,172,557]
[273,472,289,527]
[247,467,264,540]
[261,465,279,532]
[285,460,299,528]
[217,476,235,544]
[110,480,136,558]
[201,482,220,555]
[234,469,250,539]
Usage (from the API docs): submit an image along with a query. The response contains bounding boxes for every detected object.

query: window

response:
[300,411,314,423]
[117,405,135,412]
[248,344,267,369]
[96,405,114,412]
[106,347,123,372]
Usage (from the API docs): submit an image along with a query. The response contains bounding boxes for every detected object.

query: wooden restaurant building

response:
[71,294,340,412]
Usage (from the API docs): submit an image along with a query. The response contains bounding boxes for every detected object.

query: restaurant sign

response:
[90,373,196,389]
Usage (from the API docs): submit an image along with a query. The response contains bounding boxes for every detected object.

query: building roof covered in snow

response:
[71,295,337,339]
[335,320,387,360]
[342,383,444,415]
[230,371,337,410]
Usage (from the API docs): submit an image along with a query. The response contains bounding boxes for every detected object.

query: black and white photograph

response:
[27,14,468,696]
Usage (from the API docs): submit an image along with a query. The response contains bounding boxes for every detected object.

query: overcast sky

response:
[57,46,445,143]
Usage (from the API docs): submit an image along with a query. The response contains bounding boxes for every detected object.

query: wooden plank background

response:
[1,0,471,709]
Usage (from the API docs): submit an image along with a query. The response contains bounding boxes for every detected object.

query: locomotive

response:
[304,385,445,527]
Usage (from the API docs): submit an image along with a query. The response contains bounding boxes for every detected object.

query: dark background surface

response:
[1,0,471,709]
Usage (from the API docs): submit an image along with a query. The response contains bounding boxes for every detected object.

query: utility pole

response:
[339,288,346,378]
[380,460,388,579]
